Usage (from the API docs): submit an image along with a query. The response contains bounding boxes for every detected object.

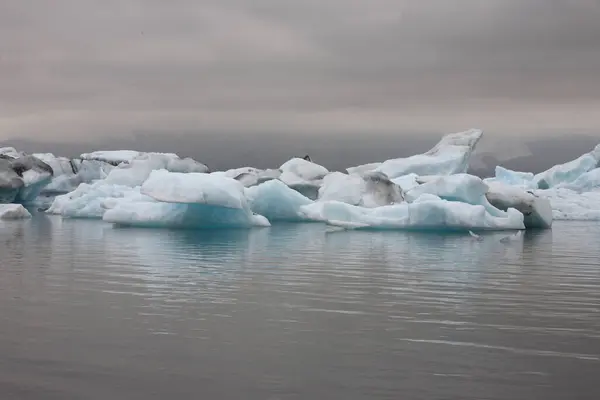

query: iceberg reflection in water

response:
[1,215,599,399]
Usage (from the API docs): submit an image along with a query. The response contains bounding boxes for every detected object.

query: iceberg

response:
[404,174,490,206]
[318,171,404,207]
[79,150,209,171]
[560,168,600,193]
[103,153,208,187]
[491,144,600,190]
[41,134,555,230]
[0,204,32,220]
[346,129,483,178]
[34,153,114,195]
[279,157,329,200]
[47,182,138,218]
[47,152,209,219]
[0,150,118,208]
[318,172,365,204]
[104,198,270,229]
[0,158,24,203]
[485,181,553,229]
[0,147,23,159]
[18,127,600,228]
[41,151,207,197]
[300,196,524,231]
[533,144,600,189]
[280,157,328,181]
[346,162,383,176]
[486,142,600,221]
[246,179,314,221]
[391,173,420,191]
[80,150,162,165]
[492,166,534,188]
[141,169,248,208]
[11,155,54,204]
[211,167,281,187]
[0,153,55,204]
[401,174,552,229]
[536,188,600,221]
[103,169,269,228]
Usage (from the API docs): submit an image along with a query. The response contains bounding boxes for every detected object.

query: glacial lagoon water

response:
[1,213,599,399]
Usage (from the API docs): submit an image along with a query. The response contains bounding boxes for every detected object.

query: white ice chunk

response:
[300,197,524,231]
[80,150,208,172]
[80,150,147,165]
[212,167,262,179]
[141,169,248,209]
[492,144,600,190]
[46,152,209,218]
[402,174,551,228]
[318,172,365,205]
[355,170,405,207]
[33,153,74,177]
[103,153,204,187]
[559,168,600,193]
[211,167,281,187]
[257,169,282,184]
[346,129,483,178]
[491,165,534,188]
[6,155,54,204]
[377,129,483,178]
[533,144,600,189]
[404,174,489,205]
[33,153,114,195]
[15,171,52,204]
[47,182,138,218]
[102,170,270,229]
[280,158,328,182]
[485,181,553,229]
[279,158,328,200]
[0,160,24,203]
[346,162,382,176]
[391,173,420,191]
[165,157,209,174]
[318,171,404,208]
[246,179,313,221]
[0,204,32,220]
[534,188,600,221]
[103,200,270,229]
[484,143,600,221]
[0,147,22,159]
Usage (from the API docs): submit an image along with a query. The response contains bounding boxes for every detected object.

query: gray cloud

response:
[1,0,599,142]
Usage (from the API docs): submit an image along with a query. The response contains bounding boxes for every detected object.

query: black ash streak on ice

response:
[0,218,599,399]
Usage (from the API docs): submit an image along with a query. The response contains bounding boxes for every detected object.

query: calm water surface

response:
[1,214,599,399]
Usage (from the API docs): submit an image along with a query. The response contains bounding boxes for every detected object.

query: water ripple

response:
[1,216,599,399]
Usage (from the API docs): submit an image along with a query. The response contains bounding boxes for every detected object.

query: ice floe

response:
[3,127,600,230]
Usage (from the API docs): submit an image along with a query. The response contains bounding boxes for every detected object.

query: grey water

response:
[1,215,599,400]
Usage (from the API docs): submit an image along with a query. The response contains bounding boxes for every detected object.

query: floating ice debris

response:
[0,204,32,220]
[468,230,483,241]
[499,230,523,243]
[10,126,600,229]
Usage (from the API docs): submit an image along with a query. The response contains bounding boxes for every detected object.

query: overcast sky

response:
[1,0,600,143]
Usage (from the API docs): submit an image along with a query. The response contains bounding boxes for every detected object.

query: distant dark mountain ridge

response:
[2,132,599,176]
